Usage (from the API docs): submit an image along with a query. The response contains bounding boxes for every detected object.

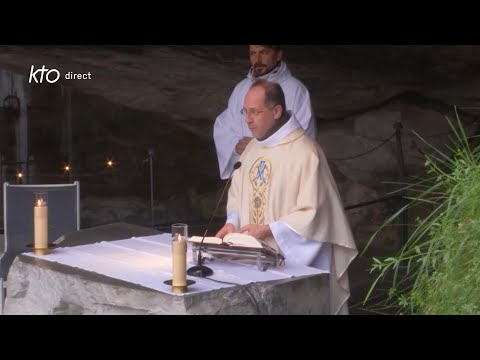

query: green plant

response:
[363,108,480,314]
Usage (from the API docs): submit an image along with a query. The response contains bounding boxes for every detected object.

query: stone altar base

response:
[3,222,330,315]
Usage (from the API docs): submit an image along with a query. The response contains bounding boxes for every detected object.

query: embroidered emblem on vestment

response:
[249,157,271,224]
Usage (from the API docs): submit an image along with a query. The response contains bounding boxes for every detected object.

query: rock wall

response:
[1,45,480,253]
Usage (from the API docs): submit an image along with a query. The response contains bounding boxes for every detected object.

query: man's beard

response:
[253,61,280,78]
[253,64,268,77]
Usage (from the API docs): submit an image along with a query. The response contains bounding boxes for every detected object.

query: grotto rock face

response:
[0,45,479,250]
[1,45,480,129]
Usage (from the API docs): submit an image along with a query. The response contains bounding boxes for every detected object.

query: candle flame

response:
[37,199,43,206]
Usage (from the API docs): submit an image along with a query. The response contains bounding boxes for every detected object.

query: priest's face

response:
[249,45,282,77]
[243,86,277,139]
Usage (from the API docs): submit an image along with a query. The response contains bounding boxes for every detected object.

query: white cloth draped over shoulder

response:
[213,61,317,179]
[226,115,357,315]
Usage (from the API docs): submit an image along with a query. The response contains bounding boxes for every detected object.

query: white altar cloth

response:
[23,234,326,296]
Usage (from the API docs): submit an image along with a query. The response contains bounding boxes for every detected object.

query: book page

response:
[189,233,279,254]
[224,233,262,248]
[188,233,261,248]
[188,236,223,245]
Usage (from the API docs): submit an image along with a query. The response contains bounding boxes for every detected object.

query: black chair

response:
[0,181,80,313]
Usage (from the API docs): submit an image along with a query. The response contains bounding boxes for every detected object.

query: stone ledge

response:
[4,255,329,315]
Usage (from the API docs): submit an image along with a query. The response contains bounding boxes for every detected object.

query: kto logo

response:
[29,65,60,84]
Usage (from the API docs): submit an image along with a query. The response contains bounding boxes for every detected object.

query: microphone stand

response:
[187,161,241,277]
[143,148,155,228]
[148,148,154,228]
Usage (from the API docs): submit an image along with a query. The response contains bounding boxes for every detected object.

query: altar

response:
[3,223,329,315]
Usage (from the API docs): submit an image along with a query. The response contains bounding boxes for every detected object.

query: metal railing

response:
[338,122,408,246]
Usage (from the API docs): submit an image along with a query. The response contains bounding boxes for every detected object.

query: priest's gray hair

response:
[250,79,287,116]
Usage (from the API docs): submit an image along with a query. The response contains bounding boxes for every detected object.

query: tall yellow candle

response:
[172,233,187,287]
[34,197,48,254]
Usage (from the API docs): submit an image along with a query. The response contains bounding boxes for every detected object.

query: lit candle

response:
[172,233,187,287]
[34,193,48,255]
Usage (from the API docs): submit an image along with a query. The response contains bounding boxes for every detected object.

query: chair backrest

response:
[1,181,80,280]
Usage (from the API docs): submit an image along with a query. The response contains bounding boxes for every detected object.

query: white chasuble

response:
[226,115,358,315]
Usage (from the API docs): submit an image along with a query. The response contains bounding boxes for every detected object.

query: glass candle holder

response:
[171,223,188,291]
[34,192,48,207]
[33,192,48,255]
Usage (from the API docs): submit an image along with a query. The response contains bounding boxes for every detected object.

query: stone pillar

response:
[13,72,29,183]
[0,69,30,183]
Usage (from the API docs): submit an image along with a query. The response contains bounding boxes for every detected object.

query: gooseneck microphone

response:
[187,161,242,277]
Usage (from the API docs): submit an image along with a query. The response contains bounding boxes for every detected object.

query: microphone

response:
[187,161,242,277]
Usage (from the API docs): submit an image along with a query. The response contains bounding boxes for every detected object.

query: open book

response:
[188,233,279,255]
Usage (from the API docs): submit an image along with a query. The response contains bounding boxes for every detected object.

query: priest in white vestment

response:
[216,79,357,315]
[213,45,317,180]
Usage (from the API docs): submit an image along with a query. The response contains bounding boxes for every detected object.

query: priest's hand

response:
[215,223,236,239]
[239,224,272,240]
[235,137,253,155]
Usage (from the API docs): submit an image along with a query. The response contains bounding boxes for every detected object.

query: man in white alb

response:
[213,45,316,179]
[215,79,357,315]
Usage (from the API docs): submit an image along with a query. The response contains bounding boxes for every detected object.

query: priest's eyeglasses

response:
[240,108,266,117]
